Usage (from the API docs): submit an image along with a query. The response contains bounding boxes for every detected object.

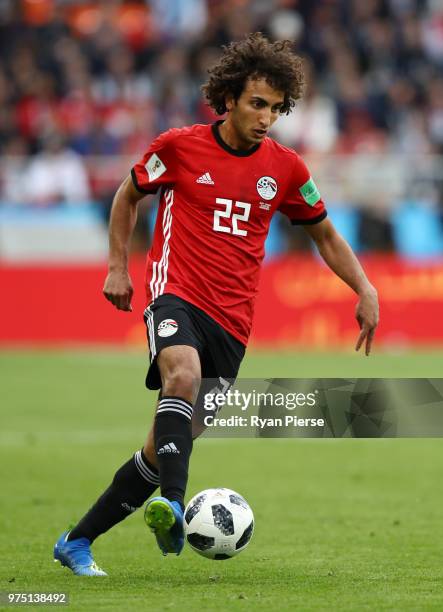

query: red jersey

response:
[131,121,327,346]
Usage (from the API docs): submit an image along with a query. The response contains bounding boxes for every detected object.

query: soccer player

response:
[54,33,379,575]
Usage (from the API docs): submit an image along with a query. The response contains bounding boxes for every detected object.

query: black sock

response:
[68,449,159,543]
[154,396,193,509]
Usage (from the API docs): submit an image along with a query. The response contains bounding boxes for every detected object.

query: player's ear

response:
[225,93,235,112]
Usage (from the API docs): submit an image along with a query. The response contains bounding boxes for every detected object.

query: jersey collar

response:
[211,120,261,157]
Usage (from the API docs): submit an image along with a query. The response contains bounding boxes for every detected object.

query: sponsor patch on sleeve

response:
[299,177,321,206]
[145,153,167,182]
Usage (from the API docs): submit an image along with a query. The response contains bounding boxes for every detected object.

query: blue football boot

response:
[144,497,184,556]
[53,531,107,576]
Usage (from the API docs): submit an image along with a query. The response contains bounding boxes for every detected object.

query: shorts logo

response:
[157,319,178,337]
[257,176,278,201]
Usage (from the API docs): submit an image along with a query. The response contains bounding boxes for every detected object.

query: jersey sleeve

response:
[278,153,327,225]
[131,129,178,194]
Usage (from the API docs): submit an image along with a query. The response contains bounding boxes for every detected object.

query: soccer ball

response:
[184,488,254,560]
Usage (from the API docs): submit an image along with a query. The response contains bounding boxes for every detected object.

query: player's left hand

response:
[355,288,379,356]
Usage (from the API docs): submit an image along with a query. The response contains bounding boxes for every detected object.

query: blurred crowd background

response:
[0,0,442,260]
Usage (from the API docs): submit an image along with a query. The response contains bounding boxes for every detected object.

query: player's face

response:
[225,78,285,148]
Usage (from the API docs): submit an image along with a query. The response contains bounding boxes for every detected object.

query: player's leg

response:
[144,297,203,507]
[53,445,160,576]
[54,295,201,572]
[143,346,201,468]
[144,344,201,555]
[151,344,201,506]
[143,300,245,555]
[67,448,160,543]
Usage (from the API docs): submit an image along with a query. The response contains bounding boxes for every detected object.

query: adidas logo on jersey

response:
[196,172,214,185]
[157,442,180,454]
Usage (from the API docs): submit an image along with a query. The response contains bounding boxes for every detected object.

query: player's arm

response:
[304,217,379,355]
[103,175,144,312]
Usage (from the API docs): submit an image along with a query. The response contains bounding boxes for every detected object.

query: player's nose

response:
[258,111,271,129]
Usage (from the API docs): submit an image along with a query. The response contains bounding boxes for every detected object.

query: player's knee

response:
[162,366,200,403]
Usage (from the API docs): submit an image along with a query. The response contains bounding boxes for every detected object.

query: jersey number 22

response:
[213,198,251,237]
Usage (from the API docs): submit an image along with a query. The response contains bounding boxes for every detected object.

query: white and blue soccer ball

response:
[184,488,254,560]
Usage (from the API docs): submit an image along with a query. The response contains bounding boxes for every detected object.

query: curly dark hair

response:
[202,32,305,115]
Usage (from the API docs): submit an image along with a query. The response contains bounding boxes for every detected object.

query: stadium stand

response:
[0,0,442,259]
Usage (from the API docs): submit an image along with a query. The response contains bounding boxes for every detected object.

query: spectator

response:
[270,59,338,152]
[0,0,440,161]
[25,133,91,206]
[0,0,441,254]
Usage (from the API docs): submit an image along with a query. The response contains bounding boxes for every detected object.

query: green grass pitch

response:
[1,348,443,610]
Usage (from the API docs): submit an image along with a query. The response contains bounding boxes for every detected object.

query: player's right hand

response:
[103,269,134,311]
[354,288,379,356]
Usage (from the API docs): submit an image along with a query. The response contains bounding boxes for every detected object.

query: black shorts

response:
[143,293,246,391]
